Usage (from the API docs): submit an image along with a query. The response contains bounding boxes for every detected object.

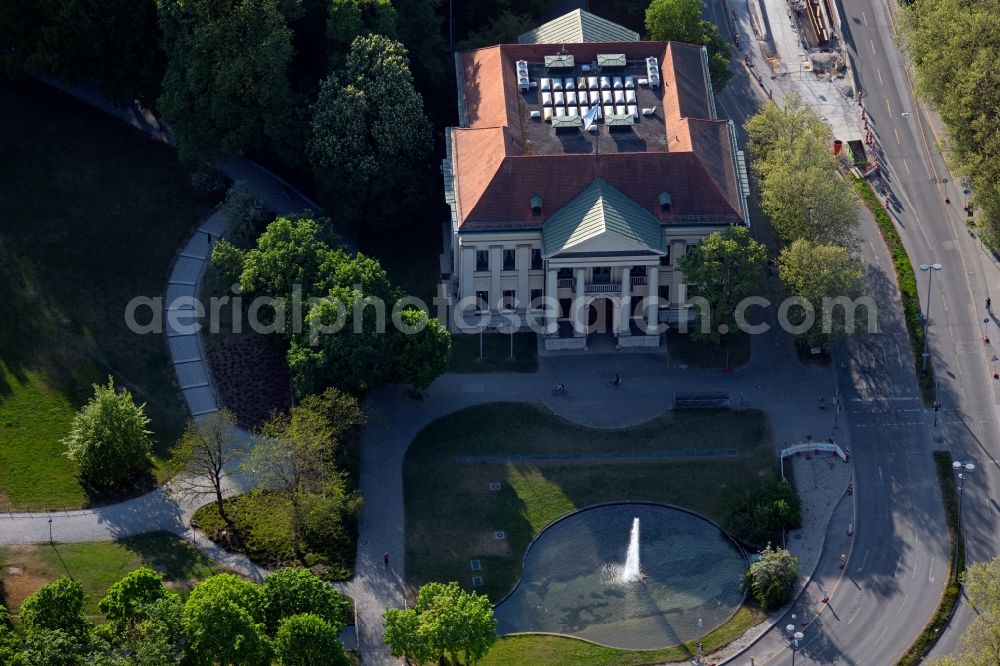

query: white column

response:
[669,240,683,307]
[516,245,531,310]
[574,267,587,336]
[545,268,558,335]
[619,267,631,336]
[460,247,475,302]
[489,246,502,311]
[647,265,659,330]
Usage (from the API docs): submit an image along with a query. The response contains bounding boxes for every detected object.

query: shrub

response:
[744,544,798,611]
[190,166,231,197]
[221,182,270,244]
[726,475,802,546]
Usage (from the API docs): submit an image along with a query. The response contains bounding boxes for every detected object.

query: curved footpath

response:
[1,78,856,665]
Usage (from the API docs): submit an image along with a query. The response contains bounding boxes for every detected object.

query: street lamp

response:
[952,460,975,578]
[786,624,804,665]
[919,263,942,371]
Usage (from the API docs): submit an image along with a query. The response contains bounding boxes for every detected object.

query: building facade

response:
[441,10,750,350]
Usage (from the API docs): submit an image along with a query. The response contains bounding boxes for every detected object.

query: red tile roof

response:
[452,41,744,230]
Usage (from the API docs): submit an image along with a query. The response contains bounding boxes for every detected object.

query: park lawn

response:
[449,331,539,373]
[0,80,217,509]
[404,404,774,602]
[0,532,226,620]
[666,331,751,370]
[479,605,764,666]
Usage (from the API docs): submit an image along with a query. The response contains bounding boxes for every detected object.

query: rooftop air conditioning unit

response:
[642,107,655,116]
[646,57,660,87]
[516,60,530,91]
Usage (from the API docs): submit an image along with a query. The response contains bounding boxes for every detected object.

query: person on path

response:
[987,297,992,311]
[384,552,390,568]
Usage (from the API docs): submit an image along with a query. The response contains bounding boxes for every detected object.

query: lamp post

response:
[786,624,804,665]
[952,460,975,578]
[919,263,942,371]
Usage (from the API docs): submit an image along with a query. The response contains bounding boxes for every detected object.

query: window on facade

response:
[658,285,670,307]
[660,245,671,266]
[530,288,543,308]
[475,290,489,311]
[502,289,516,311]
[476,250,489,272]
[531,249,543,270]
[503,249,516,271]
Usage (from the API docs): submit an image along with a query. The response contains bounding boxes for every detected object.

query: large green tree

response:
[98,568,175,637]
[645,0,732,91]
[927,556,1000,666]
[391,309,452,394]
[0,605,26,665]
[308,34,432,230]
[274,613,351,666]
[19,578,89,640]
[383,581,496,665]
[157,0,295,164]
[182,574,271,666]
[262,568,352,634]
[744,544,798,611]
[244,389,362,561]
[777,239,868,346]
[745,98,859,248]
[61,377,154,489]
[327,0,398,69]
[901,0,1000,245]
[679,225,767,342]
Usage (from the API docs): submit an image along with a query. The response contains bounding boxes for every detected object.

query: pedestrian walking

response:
[207,232,212,245]
[383,551,390,568]
[987,297,992,311]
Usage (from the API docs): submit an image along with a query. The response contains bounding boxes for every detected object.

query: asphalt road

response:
[701,0,999,661]
[836,0,1000,658]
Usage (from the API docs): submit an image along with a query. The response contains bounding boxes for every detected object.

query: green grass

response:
[0,80,217,509]
[449,332,539,373]
[665,331,751,369]
[852,176,934,403]
[404,404,774,602]
[896,451,963,665]
[0,532,226,620]
[192,491,357,581]
[479,605,764,665]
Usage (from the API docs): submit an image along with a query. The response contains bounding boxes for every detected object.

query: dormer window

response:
[531,195,543,216]
[659,191,672,212]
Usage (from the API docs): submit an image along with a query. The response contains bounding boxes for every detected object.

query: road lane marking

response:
[903,158,910,175]
[876,67,883,85]
[898,593,909,612]
[857,549,870,573]
[895,559,903,577]
[894,127,901,144]
[878,466,884,485]
[929,557,936,583]
[862,11,868,27]
[886,98,891,115]
[870,39,876,55]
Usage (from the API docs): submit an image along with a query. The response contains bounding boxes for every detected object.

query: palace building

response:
[441,10,750,350]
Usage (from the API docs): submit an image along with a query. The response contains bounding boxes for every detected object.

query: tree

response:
[98,568,174,636]
[0,604,26,665]
[262,568,352,634]
[20,578,89,640]
[183,574,270,666]
[383,581,496,665]
[925,556,1000,666]
[744,544,798,611]
[326,0,398,69]
[901,0,1000,245]
[745,98,859,248]
[274,613,351,666]
[175,410,240,524]
[726,476,802,546]
[112,595,185,666]
[157,0,295,164]
[456,11,536,51]
[220,183,271,245]
[244,390,361,560]
[309,34,432,230]
[645,0,732,91]
[778,239,869,346]
[61,377,153,489]
[22,629,88,666]
[679,225,767,343]
[391,309,451,394]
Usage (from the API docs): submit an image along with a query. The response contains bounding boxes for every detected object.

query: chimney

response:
[659,191,672,212]
[531,195,543,216]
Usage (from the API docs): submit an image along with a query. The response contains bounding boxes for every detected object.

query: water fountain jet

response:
[619,517,642,583]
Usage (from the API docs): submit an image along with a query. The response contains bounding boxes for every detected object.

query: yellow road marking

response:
[886,98,891,115]
[881,0,898,36]
[870,39,877,55]
[877,68,884,86]
[894,127,901,144]
[903,158,910,175]
[862,11,868,27]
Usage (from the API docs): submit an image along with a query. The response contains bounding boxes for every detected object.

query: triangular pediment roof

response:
[518,9,640,45]
[541,178,665,257]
